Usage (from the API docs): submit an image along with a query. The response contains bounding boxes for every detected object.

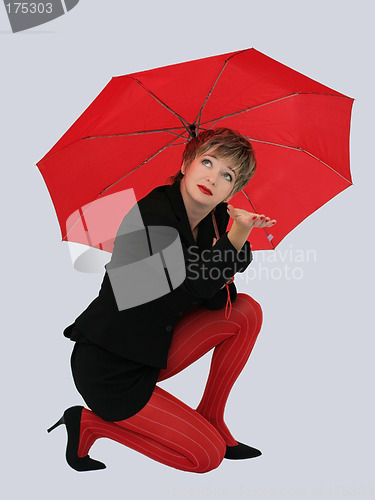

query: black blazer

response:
[64,180,253,368]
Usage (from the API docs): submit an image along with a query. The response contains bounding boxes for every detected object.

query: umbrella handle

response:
[212,211,234,319]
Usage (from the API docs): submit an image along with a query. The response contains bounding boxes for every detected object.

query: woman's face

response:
[181,149,237,209]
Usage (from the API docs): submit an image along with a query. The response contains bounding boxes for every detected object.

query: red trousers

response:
[77,293,262,473]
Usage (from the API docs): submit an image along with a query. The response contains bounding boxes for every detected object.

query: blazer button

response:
[177,311,183,318]
[166,325,173,332]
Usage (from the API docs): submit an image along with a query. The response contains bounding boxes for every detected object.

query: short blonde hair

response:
[167,128,256,197]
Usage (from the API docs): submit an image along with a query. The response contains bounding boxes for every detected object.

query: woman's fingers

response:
[254,214,277,228]
[227,205,277,228]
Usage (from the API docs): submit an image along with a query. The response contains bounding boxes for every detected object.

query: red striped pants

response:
[78,293,262,473]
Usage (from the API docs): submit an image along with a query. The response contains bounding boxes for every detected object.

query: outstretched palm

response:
[227,204,277,229]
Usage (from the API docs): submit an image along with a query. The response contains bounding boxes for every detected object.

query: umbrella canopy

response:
[37,48,354,251]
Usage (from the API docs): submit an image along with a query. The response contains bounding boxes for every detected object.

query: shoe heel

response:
[47,416,65,433]
[48,406,106,471]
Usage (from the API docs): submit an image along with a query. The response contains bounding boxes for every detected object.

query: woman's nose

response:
[206,172,218,185]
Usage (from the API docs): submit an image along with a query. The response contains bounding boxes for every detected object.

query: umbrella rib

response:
[194,49,249,132]
[98,135,182,196]
[202,91,351,126]
[62,135,182,241]
[82,128,188,141]
[203,93,299,126]
[38,128,188,164]
[194,56,232,133]
[131,77,192,135]
[247,138,352,184]
[239,190,276,250]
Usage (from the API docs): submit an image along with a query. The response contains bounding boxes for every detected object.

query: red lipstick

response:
[198,185,213,195]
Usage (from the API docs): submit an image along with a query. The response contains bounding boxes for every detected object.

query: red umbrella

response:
[37,48,353,251]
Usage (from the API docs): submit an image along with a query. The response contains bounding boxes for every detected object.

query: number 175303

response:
[5,3,53,14]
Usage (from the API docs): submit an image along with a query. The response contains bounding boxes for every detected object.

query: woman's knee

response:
[195,435,226,473]
[236,293,263,324]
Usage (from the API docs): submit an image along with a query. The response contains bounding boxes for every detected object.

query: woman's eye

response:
[201,158,233,181]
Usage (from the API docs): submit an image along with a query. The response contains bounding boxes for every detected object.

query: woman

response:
[48,128,277,473]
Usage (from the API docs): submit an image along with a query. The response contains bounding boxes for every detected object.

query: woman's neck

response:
[179,179,213,233]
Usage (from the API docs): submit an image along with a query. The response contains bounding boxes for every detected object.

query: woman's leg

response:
[157,293,263,446]
[77,385,226,473]
[70,293,261,471]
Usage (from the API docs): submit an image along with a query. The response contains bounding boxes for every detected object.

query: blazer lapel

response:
[164,181,197,247]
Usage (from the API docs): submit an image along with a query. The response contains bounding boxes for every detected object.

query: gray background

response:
[1,0,374,498]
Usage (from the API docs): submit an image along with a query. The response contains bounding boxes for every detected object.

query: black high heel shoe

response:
[224,441,262,460]
[47,405,106,472]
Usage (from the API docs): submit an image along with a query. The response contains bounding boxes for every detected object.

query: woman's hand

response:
[227,204,277,229]
[226,205,277,252]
